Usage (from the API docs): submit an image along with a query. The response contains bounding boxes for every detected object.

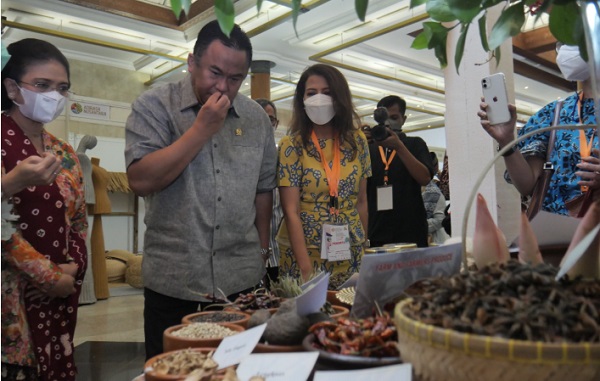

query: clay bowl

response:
[144,347,218,381]
[182,310,251,328]
[329,305,350,319]
[253,342,305,353]
[163,322,245,353]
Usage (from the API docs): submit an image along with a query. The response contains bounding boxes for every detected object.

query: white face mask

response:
[556,45,590,82]
[304,93,335,125]
[14,86,66,124]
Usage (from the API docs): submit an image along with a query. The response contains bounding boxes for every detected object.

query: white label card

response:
[377,185,393,211]
[236,352,319,381]
[556,224,600,280]
[313,363,412,381]
[296,272,329,316]
[212,324,267,370]
[320,223,351,261]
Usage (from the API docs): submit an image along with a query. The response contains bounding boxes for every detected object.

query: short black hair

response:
[193,20,252,69]
[255,98,277,115]
[377,95,407,116]
[430,152,439,168]
[1,38,70,111]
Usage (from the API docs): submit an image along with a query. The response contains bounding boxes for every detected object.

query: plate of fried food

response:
[302,314,401,370]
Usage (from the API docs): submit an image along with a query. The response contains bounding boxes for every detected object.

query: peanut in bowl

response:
[163,322,245,352]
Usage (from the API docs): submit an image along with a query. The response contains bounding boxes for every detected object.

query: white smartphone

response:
[481,73,511,125]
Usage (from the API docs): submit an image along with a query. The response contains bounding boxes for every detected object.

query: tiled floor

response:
[74,285,145,381]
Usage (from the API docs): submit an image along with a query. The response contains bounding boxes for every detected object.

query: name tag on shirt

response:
[320,223,351,261]
[377,185,393,211]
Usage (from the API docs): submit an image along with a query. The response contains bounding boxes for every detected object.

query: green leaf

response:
[256,0,264,13]
[413,22,449,68]
[434,44,448,69]
[426,0,457,22]
[171,0,183,18]
[355,0,369,21]
[549,2,581,46]
[215,0,235,37]
[454,23,470,73]
[411,30,431,50]
[410,0,427,8]
[488,2,525,50]
[478,13,490,52]
[494,46,502,66]
[447,0,482,23]
[291,0,302,36]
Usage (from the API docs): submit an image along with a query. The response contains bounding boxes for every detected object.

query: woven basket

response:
[125,255,143,289]
[394,299,600,381]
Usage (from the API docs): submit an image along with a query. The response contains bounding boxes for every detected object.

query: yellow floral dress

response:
[277,130,371,278]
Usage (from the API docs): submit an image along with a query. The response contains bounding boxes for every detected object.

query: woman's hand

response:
[59,262,79,278]
[1,153,62,197]
[46,273,77,298]
[478,98,518,148]
[576,148,600,190]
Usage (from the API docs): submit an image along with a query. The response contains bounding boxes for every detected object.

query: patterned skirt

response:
[278,244,363,279]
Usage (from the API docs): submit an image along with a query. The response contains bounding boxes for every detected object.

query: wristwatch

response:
[260,247,272,260]
[498,144,517,157]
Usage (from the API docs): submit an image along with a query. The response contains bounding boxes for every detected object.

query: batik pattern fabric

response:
[1,114,87,381]
[515,92,598,216]
[276,130,371,278]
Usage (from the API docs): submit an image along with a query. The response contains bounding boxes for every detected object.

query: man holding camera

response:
[364,95,435,247]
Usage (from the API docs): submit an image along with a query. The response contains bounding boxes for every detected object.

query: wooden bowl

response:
[182,311,251,328]
[163,322,245,353]
[144,347,216,381]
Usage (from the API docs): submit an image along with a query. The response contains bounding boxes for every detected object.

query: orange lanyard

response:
[577,92,594,192]
[311,130,341,217]
[378,146,396,185]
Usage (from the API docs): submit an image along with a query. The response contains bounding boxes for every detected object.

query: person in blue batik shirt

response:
[479,44,600,216]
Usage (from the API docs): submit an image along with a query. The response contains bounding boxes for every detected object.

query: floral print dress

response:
[1,114,87,380]
[515,92,598,215]
[276,130,371,278]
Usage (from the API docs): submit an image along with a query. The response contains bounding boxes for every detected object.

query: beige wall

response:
[46,59,152,141]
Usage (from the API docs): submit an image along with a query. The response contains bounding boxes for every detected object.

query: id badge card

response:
[377,185,393,211]
[320,223,351,261]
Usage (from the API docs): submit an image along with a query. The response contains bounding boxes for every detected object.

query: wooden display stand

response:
[90,157,112,300]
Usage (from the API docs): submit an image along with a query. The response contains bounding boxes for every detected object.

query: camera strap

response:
[378,146,396,185]
[311,130,341,220]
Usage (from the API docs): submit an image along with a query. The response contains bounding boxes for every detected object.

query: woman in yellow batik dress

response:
[277,64,371,282]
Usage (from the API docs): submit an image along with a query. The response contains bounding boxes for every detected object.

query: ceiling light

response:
[524,86,529,89]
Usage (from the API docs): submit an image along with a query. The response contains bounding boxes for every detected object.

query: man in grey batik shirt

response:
[125,21,277,360]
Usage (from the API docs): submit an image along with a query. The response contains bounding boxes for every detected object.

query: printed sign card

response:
[352,243,462,318]
[556,224,600,280]
[313,363,412,381]
[212,324,267,370]
[236,352,319,381]
[296,272,329,316]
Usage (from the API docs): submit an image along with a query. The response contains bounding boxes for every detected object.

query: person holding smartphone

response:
[478,44,600,217]
[364,95,435,248]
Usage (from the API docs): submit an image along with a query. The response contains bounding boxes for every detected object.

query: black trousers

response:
[143,285,260,360]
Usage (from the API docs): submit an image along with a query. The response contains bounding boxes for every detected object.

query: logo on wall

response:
[71,102,83,114]
[68,101,110,120]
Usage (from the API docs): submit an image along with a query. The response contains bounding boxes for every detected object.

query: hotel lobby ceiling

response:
[1,0,574,132]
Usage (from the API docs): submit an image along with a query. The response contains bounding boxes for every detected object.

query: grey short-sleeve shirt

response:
[125,76,277,300]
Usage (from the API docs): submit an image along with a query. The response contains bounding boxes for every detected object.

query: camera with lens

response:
[369,107,391,142]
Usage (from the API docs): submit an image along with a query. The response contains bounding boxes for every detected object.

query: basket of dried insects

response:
[393,260,600,381]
